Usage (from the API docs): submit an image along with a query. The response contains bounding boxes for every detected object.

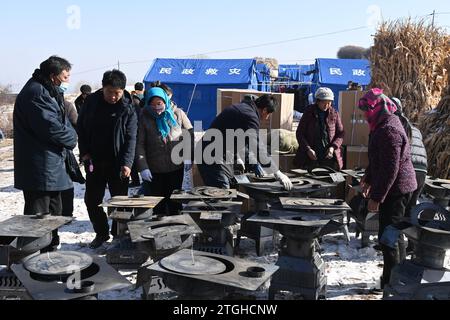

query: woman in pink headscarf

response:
[358,88,417,290]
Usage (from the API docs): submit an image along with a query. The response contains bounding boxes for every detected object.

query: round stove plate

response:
[24,251,93,276]
[160,254,227,275]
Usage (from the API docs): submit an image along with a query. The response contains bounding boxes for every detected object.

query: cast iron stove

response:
[384,203,450,300]
[236,176,336,256]
[247,208,344,300]
[127,214,203,300]
[0,214,72,300]
[11,251,131,300]
[101,196,164,269]
[181,201,242,256]
[147,249,278,299]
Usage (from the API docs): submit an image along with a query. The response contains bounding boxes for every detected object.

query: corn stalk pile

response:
[419,55,450,179]
[370,19,449,123]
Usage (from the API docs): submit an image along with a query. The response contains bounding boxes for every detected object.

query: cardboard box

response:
[274,154,296,173]
[217,89,294,131]
[345,146,369,169]
[339,91,370,146]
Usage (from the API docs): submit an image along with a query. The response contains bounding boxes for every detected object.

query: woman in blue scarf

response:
[135,86,193,216]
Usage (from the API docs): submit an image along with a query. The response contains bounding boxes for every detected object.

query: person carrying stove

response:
[77,70,138,249]
[135,86,193,216]
[13,56,78,252]
[358,89,417,289]
[294,87,344,171]
[198,94,293,191]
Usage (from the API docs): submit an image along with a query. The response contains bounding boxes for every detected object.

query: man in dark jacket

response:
[74,84,92,114]
[13,56,78,252]
[129,82,145,187]
[294,87,345,170]
[198,94,293,190]
[77,70,138,249]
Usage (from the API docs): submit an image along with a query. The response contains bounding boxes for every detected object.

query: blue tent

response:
[256,63,271,92]
[311,58,371,110]
[143,58,259,130]
[279,64,315,83]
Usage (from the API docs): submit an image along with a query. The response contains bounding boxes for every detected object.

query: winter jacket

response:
[13,78,78,191]
[365,115,417,203]
[294,104,345,169]
[77,89,138,169]
[409,126,428,173]
[135,104,193,173]
[64,100,78,128]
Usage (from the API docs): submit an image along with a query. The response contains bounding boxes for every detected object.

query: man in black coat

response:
[13,56,78,252]
[198,94,293,190]
[74,84,92,114]
[77,70,138,249]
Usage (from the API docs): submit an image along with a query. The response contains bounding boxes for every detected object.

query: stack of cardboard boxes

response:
[338,91,370,170]
[217,89,295,131]
[191,89,296,187]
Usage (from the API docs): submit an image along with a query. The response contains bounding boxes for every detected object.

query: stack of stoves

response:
[147,249,278,300]
[0,214,71,300]
[127,214,202,300]
[101,195,163,269]
[248,198,350,300]
[182,201,242,256]
[172,187,240,256]
[11,251,131,300]
[384,202,450,300]
[236,176,337,256]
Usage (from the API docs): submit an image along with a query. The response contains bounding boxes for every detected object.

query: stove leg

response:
[361,232,371,247]
[256,239,264,257]
[342,225,351,244]
[268,287,277,300]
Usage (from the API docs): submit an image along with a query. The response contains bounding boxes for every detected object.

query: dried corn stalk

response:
[370,19,449,123]
[420,58,450,179]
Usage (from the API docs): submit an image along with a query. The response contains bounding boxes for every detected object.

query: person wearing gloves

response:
[358,89,417,289]
[135,87,193,216]
[294,87,344,170]
[198,94,293,191]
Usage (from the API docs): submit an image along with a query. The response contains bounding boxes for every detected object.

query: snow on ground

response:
[0,143,384,300]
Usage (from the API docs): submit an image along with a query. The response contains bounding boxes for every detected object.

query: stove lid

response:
[279,197,351,211]
[11,255,131,300]
[160,254,227,275]
[171,187,238,201]
[23,251,93,276]
[0,215,72,238]
[101,196,164,208]
[247,210,333,228]
[127,215,202,243]
[239,177,335,194]
[149,249,279,291]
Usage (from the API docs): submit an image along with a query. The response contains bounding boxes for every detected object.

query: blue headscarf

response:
[144,87,179,140]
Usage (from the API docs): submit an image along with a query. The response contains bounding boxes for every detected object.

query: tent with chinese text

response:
[143,58,260,130]
[311,58,371,110]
